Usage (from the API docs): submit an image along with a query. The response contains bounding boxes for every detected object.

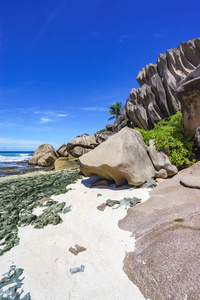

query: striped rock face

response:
[108,38,200,133]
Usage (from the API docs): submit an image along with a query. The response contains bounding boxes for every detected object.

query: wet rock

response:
[70,265,85,274]
[54,157,78,171]
[106,200,120,207]
[0,265,31,299]
[120,197,141,206]
[97,203,106,211]
[69,244,87,256]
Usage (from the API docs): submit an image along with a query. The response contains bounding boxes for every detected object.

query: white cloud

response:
[0,138,42,149]
[82,107,107,112]
[39,118,54,124]
[0,122,16,127]
[56,113,68,117]
[34,110,68,117]
[33,1,66,43]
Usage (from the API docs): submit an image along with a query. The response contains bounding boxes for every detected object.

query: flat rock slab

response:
[119,161,200,299]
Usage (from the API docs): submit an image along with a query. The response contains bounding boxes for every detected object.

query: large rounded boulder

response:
[78,127,156,186]
[28,143,58,167]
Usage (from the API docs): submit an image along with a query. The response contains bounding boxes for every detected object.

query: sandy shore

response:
[1,175,152,300]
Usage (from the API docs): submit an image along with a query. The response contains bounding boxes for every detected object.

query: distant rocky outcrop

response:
[66,134,99,158]
[57,144,69,157]
[79,127,156,187]
[94,130,115,143]
[107,38,200,132]
[176,64,200,133]
[28,143,59,167]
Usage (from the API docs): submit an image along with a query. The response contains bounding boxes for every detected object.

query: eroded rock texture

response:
[107,38,200,132]
[119,162,200,300]
[78,127,156,187]
[28,143,59,166]
[176,64,200,133]
[66,134,99,158]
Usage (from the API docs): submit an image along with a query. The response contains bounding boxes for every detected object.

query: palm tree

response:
[107,101,122,121]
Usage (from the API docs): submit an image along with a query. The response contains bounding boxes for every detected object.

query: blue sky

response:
[0,0,199,150]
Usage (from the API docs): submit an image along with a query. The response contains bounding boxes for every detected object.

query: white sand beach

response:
[1,175,152,300]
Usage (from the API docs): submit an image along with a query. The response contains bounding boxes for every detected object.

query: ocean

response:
[0,151,35,177]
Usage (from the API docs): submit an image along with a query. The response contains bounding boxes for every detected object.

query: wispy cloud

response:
[23,80,49,85]
[119,35,130,42]
[152,33,166,39]
[39,118,54,124]
[82,107,107,112]
[0,109,10,113]
[34,110,68,117]
[0,138,42,148]
[57,114,68,117]
[0,122,16,127]
[33,1,66,43]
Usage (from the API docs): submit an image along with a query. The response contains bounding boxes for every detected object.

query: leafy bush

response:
[99,128,107,132]
[135,111,196,167]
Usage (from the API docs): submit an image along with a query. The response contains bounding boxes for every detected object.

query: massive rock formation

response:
[119,161,200,299]
[28,143,59,167]
[78,127,156,186]
[176,64,200,133]
[107,38,200,132]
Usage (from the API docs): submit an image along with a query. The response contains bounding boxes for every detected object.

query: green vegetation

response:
[0,265,31,299]
[107,101,122,121]
[135,111,196,167]
[0,168,82,255]
[99,128,107,132]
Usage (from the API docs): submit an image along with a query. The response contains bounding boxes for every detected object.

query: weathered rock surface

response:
[57,144,69,157]
[119,161,200,300]
[54,157,78,171]
[66,134,99,158]
[194,126,200,148]
[107,38,200,132]
[28,143,58,167]
[148,139,178,176]
[176,64,200,132]
[94,130,115,143]
[155,168,168,179]
[79,127,156,186]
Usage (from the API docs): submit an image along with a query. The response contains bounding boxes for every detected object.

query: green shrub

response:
[99,128,107,132]
[135,111,196,167]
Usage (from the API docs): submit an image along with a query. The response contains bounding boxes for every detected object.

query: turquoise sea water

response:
[0,151,34,167]
[0,151,35,177]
